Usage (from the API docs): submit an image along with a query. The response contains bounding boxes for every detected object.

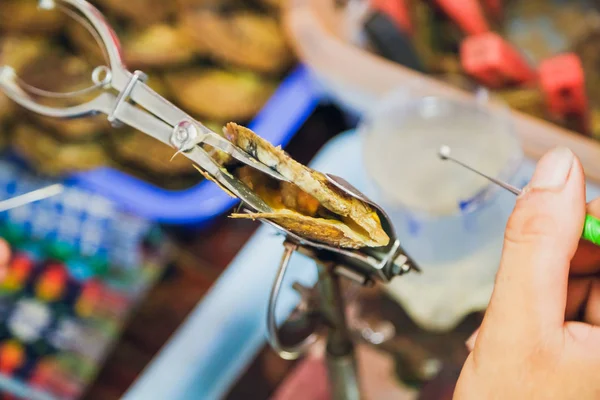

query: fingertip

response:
[506,147,586,251]
[526,147,575,191]
[490,148,586,330]
[570,154,587,208]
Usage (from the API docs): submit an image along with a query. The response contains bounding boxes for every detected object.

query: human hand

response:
[454,147,600,399]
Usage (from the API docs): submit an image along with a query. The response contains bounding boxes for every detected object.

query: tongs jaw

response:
[257,174,419,285]
[0,0,419,284]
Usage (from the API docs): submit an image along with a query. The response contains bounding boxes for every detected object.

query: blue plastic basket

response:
[68,65,321,226]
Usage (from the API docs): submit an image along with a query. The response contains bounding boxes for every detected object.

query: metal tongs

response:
[0,0,287,201]
[0,0,417,281]
[0,3,419,395]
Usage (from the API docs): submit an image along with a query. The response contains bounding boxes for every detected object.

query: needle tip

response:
[438,145,451,160]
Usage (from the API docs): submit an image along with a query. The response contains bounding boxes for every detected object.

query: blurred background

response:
[1,0,600,399]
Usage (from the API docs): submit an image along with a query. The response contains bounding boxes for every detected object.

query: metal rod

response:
[438,145,522,196]
[266,241,318,361]
[0,184,64,213]
[317,263,361,400]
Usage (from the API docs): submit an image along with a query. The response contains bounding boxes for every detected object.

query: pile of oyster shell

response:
[0,0,294,189]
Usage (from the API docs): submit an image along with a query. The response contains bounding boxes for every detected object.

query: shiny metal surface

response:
[0,185,65,213]
[438,145,523,196]
[266,242,318,360]
[326,351,361,400]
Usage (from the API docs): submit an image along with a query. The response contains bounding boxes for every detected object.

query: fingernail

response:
[528,147,574,190]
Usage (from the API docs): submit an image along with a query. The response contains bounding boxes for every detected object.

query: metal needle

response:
[437,145,600,246]
[438,145,522,196]
[0,184,64,213]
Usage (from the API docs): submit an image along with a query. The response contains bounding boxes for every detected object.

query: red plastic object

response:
[539,53,589,133]
[435,0,489,35]
[460,32,536,88]
[371,0,412,35]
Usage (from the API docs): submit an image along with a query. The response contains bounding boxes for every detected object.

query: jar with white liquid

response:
[359,90,528,331]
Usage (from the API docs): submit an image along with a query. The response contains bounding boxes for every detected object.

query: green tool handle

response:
[582,214,600,246]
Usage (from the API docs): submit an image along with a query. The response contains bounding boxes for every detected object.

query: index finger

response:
[571,198,600,276]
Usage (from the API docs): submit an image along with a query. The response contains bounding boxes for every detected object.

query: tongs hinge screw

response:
[171,120,199,152]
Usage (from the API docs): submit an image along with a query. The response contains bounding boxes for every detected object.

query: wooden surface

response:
[284,0,600,183]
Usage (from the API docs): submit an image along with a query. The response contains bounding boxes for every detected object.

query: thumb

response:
[484,147,586,334]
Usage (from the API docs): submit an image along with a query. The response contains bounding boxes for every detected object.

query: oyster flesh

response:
[221,123,390,249]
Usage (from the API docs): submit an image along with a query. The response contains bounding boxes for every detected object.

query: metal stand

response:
[267,241,363,399]
[317,263,361,400]
[266,242,318,361]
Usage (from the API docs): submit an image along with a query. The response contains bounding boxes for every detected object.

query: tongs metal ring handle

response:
[267,242,318,361]
[0,0,289,192]
[0,0,145,121]
[56,0,126,72]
